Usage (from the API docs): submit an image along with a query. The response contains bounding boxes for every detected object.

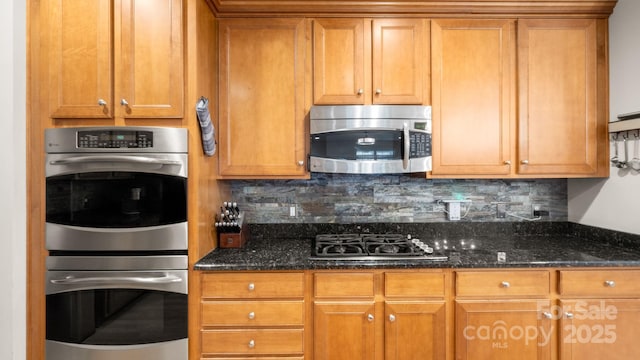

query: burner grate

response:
[313,233,427,259]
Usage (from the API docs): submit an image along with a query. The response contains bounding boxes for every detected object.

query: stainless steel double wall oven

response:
[44,127,188,360]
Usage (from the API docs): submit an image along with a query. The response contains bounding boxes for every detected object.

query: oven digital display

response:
[77,130,154,148]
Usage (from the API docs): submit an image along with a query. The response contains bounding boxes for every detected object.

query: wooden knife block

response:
[218,227,247,248]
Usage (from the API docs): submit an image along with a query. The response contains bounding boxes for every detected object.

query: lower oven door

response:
[45,265,187,360]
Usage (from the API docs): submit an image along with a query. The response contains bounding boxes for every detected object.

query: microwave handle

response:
[403,123,410,170]
[49,155,182,166]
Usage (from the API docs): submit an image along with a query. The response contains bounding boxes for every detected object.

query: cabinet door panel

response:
[116,0,184,118]
[518,19,601,175]
[219,18,307,177]
[313,19,366,104]
[47,0,113,119]
[456,300,553,360]
[431,19,514,176]
[314,302,376,360]
[559,299,640,360]
[385,301,446,360]
[372,19,427,104]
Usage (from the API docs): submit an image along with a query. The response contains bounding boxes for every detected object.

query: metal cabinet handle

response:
[521,160,529,165]
[389,314,396,322]
[367,314,374,322]
[504,160,511,165]
[248,283,255,291]
[248,339,255,348]
[120,98,129,106]
[500,281,511,288]
[375,88,382,95]
[357,88,364,95]
[98,99,107,106]
[542,312,553,319]
[297,160,304,166]
[248,311,255,320]
[604,280,616,287]
[565,312,574,319]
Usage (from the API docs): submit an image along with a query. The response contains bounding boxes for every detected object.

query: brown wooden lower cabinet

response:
[313,301,377,360]
[558,270,640,360]
[198,268,640,359]
[385,301,447,360]
[199,272,305,359]
[455,300,554,360]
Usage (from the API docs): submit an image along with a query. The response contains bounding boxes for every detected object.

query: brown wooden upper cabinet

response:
[431,19,515,177]
[517,19,608,177]
[217,18,308,178]
[45,0,184,120]
[431,18,609,178]
[312,18,429,105]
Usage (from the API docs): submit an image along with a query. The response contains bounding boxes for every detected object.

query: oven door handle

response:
[49,155,182,166]
[49,274,183,285]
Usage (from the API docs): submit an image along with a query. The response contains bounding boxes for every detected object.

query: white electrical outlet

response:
[448,202,461,221]
[289,206,296,217]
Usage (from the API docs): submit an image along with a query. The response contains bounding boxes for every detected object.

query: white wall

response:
[568,0,640,235]
[0,0,26,358]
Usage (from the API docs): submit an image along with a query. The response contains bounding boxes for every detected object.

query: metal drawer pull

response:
[500,281,511,288]
[604,280,616,287]
[120,98,129,106]
[248,312,255,320]
[389,314,396,322]
[248,283,255,291]
[565,312,574,319]
[542,312,553,319]
[367,314,374,322]
[375,88,382,95]
[357,88,364,95]
[97,99,107,106]
[248,339,255,348]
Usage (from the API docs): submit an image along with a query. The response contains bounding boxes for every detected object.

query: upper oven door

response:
[45,153,188,251]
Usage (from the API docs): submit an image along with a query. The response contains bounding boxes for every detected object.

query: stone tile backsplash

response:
[230,173,567,224]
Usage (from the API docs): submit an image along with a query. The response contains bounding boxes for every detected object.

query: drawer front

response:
[201,358,304,360]
[385,272,446,298]
[201,329,304,355]
[201,300,304,326]
[456,270,550,297]
[559,270,640,297]
[202,272,304,299]
[314,272,374,298]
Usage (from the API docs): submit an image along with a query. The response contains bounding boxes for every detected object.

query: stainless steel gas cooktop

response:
[310,233,448,261]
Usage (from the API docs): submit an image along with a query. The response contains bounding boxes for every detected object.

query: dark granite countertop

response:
[194,222,640,271]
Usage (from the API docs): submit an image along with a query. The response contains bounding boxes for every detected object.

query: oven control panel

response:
[77,130,154,148]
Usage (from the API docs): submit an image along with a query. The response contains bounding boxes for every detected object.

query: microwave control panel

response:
[77,130,154,149]
[409,131,431,158]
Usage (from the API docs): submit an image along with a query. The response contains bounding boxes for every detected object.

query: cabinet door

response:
[314,302,376,360]
[218,18,308,177]
[518,19,606,176]
[47,0,113,119]
[115,0,184,119]
[559,299,640,360]
[385,301,446,360]
[456,300,553,360]
[372,19,427,104]
[313,19,367,104]
[431,19,515,176]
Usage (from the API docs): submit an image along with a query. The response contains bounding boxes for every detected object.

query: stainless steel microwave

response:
[309,105,432,174]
